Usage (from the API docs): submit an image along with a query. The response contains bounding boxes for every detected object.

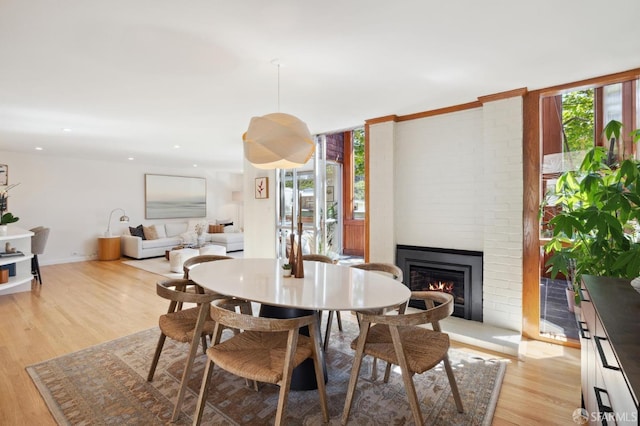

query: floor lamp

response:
[104,208,129,237]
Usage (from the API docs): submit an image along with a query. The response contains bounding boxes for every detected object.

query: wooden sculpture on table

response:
[293,191,305,278]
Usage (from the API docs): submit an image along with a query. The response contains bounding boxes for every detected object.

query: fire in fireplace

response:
[396,245,483,322]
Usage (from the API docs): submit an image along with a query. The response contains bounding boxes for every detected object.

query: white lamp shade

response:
[242,112,315,169]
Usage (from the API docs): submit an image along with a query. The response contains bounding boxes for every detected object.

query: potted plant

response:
[541,120,640,303]
[0,183,20,235]
[282,263,293,277]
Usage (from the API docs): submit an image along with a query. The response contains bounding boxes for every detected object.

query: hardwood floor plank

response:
[0,260,581,425]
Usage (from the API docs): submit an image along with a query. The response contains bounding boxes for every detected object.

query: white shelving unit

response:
[0,226,34,295]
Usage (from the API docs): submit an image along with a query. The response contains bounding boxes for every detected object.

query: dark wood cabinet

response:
[580,276,639,425]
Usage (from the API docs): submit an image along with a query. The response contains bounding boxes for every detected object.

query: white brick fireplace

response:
[368,96,524,337]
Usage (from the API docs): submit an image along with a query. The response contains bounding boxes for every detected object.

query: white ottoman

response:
[199,245,226,256]
[169,248,199,273]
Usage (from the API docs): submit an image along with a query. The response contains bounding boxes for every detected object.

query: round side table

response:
[98,236,121,261]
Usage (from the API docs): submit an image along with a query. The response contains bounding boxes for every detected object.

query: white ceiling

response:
[1,1,639,171]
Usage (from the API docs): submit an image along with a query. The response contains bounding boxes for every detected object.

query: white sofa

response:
[121,222,244,259]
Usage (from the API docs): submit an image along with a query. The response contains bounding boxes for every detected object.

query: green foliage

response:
[542,120,640,286]
[0,212,19,225]
[562,90,594,152]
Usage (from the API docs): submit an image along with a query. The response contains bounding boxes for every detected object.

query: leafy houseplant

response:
[0,212,19,225]
[542,120,640,298]
[282,263,292,277]
[0,183,20,228]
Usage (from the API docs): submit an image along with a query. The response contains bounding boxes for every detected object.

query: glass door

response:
[276,135,341,259]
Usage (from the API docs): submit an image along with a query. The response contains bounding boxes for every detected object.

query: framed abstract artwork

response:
[145,174,206,219]
[255,177,269,199]
[0,165,7,186]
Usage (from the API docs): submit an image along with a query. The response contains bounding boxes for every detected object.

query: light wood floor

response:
[0,260,581,425]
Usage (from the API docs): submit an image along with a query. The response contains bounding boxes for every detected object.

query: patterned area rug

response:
[27,320,507,425]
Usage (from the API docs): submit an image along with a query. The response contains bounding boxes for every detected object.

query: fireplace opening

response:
[397,245,483,322]
[409,266,465,311]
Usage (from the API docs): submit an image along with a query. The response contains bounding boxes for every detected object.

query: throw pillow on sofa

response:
[209,224,224,233]
[129,225,146,240]
[143,225,158,240]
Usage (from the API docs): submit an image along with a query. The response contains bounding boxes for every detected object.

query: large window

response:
[352,128,365,219]
[537,77,639,343]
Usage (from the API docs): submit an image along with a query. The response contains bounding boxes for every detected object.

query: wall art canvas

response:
[145,174,206,219]
[0,165,7,186]
[255,177,269,199]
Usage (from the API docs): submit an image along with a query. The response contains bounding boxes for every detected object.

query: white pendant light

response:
[242,62,315,170]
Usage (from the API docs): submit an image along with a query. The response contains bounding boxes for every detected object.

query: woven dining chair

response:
[341,291,464,425]
[193,297,329,426]
[147,279,226,422]
[301,254,341,350]
[324,262,406,378]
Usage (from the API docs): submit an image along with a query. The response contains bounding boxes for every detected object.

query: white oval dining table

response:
[188,257,411,312]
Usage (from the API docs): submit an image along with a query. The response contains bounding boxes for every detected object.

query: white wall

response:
[394,109,485,251]
[242,159,277,258]
[368,121,397,262]
[481,97,524,330]
[370,99,524,332]
[0,151,242,265]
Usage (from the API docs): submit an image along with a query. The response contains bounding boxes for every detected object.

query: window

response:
[352,128,365,219]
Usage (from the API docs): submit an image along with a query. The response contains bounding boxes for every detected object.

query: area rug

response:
[122,251,245,279]
[27,320,507,425]
[122,256,184,278]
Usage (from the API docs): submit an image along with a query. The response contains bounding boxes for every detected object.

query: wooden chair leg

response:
[201,335,208,354]
[147,333,167,381]
[383,362,392,383]
[193,357,215,426]
[323,310,334,351]
[172,303,210,422]
[390,326,423,425]
[341,322,370,425]
[274,329,299,426]
[443,354,464,413]
[310,322,329,422]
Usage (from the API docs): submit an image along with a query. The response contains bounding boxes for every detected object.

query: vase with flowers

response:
[0,184,20,236]
[194,221,207,246]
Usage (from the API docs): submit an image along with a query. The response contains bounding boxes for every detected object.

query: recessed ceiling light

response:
[173,144,181,149]
[128,157,134,161]
[193,164,198,168]
[61,128,72,132]
[35,147,43,151]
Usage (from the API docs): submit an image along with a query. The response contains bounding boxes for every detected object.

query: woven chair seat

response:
[351,324,449,374]
[208,330,313,383]
[159,307,216,343]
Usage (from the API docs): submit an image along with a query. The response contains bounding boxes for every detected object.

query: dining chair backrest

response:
[302,254,336,264]
[182,254,232,279]
[350,262,403,282]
